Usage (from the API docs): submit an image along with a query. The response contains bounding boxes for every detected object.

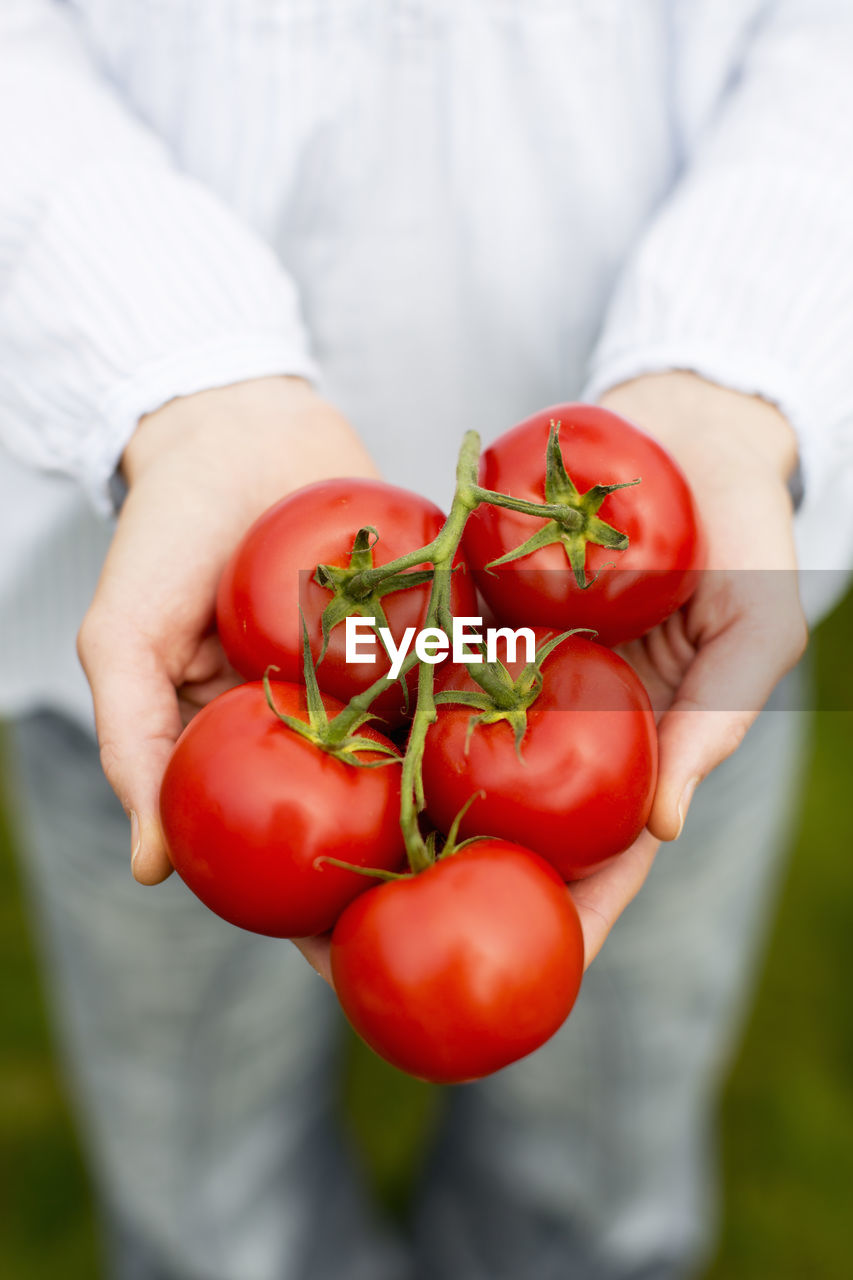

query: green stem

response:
[325,429,578,872]
[469,485,584,528]
[394,435,481,869]
[327,432,482,870]
[326,648,420,742]
[345,431,482,596]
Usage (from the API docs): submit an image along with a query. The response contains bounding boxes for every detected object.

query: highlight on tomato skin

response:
[464,403,707,647]
[159,681,406,939]
[330,840,585,1085]
[421,632,658,881]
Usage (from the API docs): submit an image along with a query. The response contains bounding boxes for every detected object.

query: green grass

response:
[2,590,852,1278]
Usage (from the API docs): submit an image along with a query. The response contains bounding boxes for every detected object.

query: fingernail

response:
[130,810,141,867]
[675,776,700,840]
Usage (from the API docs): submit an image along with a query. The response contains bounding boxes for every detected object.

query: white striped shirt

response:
[2,0,853,725]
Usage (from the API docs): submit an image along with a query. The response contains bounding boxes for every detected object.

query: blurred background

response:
[1,587,851,1279]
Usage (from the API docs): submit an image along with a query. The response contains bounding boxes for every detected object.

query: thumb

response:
[77,616,180,884]
[649,609,806,842]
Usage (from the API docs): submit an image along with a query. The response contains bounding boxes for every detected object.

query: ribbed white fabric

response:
[583,0,853,625]
[0,1,317,511]
[2,0,853,726]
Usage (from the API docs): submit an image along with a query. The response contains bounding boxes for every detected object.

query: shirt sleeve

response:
[582,0,853,506]
[0,0,318,515]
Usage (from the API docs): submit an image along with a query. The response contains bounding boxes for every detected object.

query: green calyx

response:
[313,525,434,663]
[263,616,401,769]
[484,421,639,587]
[434,628,589,756]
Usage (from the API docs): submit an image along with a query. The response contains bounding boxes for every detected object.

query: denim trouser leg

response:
[7,669,807,1280]
[7,712,410,1280]
[414,676,808,1280]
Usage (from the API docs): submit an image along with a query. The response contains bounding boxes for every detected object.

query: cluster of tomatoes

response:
[160,404,705,1084]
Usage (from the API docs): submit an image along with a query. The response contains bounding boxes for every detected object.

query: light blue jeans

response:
[7,673,806,1280]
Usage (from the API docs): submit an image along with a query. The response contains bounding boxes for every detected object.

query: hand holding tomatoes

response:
[596,373,806,841]
[154,406,683,1081]
[78,375,380,886]
[149,377,805,1083]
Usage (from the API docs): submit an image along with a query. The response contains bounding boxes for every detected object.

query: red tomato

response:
[464,404,706,646]
[421,634,657,879]
[331,840,584,1083]
[216,478,477,726]
[160,681,405,938]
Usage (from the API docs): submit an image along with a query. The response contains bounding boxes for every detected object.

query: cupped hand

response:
[77,376,380,891]
[570,371,806,967]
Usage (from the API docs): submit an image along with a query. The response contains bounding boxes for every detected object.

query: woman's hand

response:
[570,370,807,966]
[77,376,379,889]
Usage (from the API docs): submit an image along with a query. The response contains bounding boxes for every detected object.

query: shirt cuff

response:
[579,127,853,513]
[97,333,319,515]
[581,342,814,511]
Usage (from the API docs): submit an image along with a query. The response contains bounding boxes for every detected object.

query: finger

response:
[644,610,697,695]
[648,608,806,842]
[176,636,244,717]
[569,829,660,967]
[177,677,242,729]
[617,635,681,721]
[291,935,335,988]
[179,631,233,684]
[77,613,180,884]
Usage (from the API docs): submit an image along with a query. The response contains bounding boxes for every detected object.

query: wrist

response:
[598,371,799,486]
[121,375,317,486]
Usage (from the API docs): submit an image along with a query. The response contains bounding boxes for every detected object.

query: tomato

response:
[331,840,584,1083]
[464,403,706,646]
[216,478,477,726]
[160,681,405,937]
[421,633,657,879]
